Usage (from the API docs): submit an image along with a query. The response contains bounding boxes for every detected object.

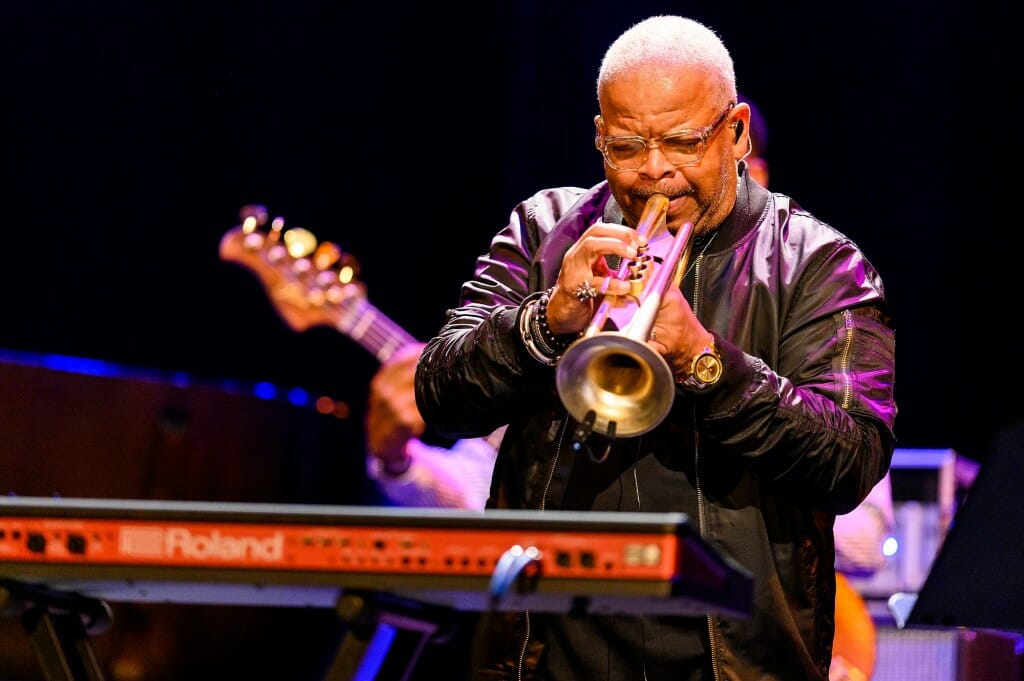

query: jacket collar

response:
[713,162,771,252]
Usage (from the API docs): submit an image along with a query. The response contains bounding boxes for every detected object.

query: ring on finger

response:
[574,280,599,302]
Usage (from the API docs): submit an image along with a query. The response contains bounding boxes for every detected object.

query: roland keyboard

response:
[0,496,753,617]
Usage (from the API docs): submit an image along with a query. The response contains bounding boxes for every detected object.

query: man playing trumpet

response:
[415,14,896,681]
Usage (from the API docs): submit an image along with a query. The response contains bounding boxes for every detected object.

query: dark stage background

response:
[3,1,1021,679]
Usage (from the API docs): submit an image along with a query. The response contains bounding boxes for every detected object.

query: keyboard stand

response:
[1,579,111,681]
[323,591,454,681]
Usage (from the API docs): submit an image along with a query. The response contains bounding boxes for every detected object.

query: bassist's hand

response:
[366,343,427,474]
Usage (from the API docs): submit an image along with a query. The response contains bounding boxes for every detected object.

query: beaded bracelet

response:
[529,311,561,357]
[536,287,580,351]
[519,287,584,366]
[519,298,559,366]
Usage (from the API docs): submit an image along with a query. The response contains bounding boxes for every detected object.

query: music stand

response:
[894,424,1024,633]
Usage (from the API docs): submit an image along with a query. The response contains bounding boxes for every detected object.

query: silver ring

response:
[650,329,657,341]
[574,280,598,302]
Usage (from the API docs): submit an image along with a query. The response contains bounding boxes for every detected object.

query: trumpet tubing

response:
[556,193,696,440]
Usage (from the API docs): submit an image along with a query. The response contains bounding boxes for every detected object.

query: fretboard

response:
[336,297,418,362]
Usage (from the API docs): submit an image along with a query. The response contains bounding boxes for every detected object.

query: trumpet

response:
[555,193,695,441]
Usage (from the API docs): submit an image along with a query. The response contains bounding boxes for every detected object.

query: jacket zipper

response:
[689,252,723,681]
[838,309,854,409]
[515,417,570,680]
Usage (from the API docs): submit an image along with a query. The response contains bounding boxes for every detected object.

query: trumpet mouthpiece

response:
[636,194,670,239]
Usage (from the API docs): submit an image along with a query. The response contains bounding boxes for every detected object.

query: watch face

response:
[693,353,723,385]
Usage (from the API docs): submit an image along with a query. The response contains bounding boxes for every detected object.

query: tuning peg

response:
[335,253,361,285]
[283,227,317,259]
[237,202,270,229]
[264,215,286,245]
[313,242,341,271]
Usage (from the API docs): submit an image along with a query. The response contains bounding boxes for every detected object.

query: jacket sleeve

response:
[702,234,897,515]
[414,188,587,439]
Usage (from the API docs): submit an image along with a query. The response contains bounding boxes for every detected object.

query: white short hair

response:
[597,15,737,105]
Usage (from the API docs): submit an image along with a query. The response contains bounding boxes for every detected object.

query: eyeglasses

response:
[596,103,737,171]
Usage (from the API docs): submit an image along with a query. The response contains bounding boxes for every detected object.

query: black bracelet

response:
[529,312,560,357]
[535,287,579,353]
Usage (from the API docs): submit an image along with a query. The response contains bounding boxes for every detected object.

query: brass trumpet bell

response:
[556,330,675,439]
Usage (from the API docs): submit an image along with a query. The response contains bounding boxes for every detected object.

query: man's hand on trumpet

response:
[546,221,642,336]
[648,283,717,384]
[546,219,715,384]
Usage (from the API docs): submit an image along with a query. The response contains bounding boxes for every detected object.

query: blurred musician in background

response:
[364,342,499,510]
[737,92,769,188]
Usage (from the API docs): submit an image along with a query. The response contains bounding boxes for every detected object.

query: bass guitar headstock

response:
[218,204,365,334]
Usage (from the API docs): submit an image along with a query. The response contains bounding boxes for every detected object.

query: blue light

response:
[352,622,397,681]
[286,387,309,407]
[253,381,278,400]
[0,346,321,414]
[41,354,120,377]
[217,378,246,395]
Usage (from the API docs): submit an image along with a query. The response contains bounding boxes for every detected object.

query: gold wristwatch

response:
[681,337,723,390]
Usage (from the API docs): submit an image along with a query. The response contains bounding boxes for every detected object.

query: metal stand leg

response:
[0,580,110,681]
[322,592,450,681]
[23,607,107,681]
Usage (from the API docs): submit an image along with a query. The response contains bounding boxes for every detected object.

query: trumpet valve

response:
[628,272,646,298]
[626,252,652,298]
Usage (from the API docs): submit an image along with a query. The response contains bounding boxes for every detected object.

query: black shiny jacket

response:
[415,170,897,680]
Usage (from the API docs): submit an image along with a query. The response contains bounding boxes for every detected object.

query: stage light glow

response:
[882,536,899,557]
